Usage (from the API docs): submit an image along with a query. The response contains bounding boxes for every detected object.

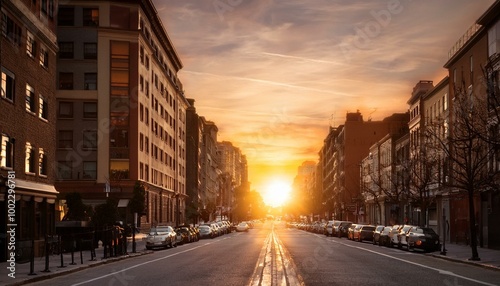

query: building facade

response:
[0,0,59,260]
[55,0,188,229]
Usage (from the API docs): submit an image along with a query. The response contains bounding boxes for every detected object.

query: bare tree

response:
[426,80,494,261]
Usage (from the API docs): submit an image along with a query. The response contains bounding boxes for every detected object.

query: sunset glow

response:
[263,180,292,207]
[155,0,495,190]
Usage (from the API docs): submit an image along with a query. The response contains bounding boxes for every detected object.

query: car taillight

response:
[416,240,423,246]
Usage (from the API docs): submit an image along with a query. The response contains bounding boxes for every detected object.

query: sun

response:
[263,180,292,207]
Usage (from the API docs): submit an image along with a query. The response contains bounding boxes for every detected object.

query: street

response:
[25,221,500,286]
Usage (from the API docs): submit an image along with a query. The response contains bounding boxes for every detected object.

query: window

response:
[1,13,22,45]
[59,72,73,90]
[58,42,73,59]
[1,68,15,101]
[58,7,74,26]
[82,161,97,179]
[39,95,48,120]
[57,161,72,179]
[25,84,36,113]
[140,103,144,122]
[58,130,73,148]
[41,0,47,14]
[140,133,144,151]
[84,73,97,90]
[38,148,47,176]
[25,143,36,173]
[83,102,97,118]
[83,8,99,26]
[26,31,36,58]
[39,45,49,68]
[82,130,97,149]
[83,43,97,59]
[58,101,73,118]
[145,136,149,154]
[140,45,144,64]
[1,134,14,168]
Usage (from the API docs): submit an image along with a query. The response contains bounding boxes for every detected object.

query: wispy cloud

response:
[154,0,495,191]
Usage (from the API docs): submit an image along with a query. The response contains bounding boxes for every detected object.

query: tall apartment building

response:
[217,141,247,218]
[55,0,188,229]
[185,98,201,224]
[0,0,58,260]
[200,117,220,220]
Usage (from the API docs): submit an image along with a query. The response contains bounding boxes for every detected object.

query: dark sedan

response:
[357,225,376,242]
[407,227,441,252]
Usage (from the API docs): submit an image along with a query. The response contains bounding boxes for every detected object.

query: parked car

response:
[199,225,214,239]
[388,225,402,248]
[236,222,249,232]
[347,224,359,240]
[407,227,441,252]
[357,225,376,242]
[145,226,177,250]
[325,220,335,236]
[372,225,386,245]
[397,225,417,249]
[175,227,194,244]
[337,221,353,238]
[377,226,393,247]
[352,224,364,241]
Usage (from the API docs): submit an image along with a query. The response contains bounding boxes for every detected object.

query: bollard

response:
[42,234,50,272]
[70,235,76,265]
[79,238,83,264]
[29,239,36,275]
[58,235,66,268]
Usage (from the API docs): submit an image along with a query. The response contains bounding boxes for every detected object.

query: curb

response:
[427,253,500,272]
[6,250,153,286]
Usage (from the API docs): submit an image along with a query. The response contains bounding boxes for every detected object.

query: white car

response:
[397,225,417,249]
[145,226,177,250]
[236,222,249,232]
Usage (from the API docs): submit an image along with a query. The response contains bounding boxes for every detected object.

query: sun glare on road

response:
[263,180,291,207]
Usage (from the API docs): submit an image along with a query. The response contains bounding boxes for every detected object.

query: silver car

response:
[145,226,177,250]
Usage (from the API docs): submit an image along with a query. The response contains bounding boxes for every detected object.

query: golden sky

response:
[153,0,495,195]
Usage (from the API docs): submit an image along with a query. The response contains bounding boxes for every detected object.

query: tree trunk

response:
[468,190,480,261]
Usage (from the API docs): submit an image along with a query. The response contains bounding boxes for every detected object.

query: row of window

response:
[57,161,96,180]
[58,130,97,150]
[58,7,99,27]
[25,83,49,120]
[58,101,97,119]
[26,30,50,68]
[139,163,182,190]
[58,72,97,90]
[139,133,176,168]
[0,134,47,176]
[59,42,97,60]
[25,143,48,176]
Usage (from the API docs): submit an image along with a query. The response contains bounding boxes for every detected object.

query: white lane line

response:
[328,239,497,286]
[71,240,225,286]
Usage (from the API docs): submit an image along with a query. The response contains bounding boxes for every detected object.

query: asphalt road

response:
[25,221,500,286]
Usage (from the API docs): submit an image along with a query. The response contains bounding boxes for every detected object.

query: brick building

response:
[0,0,59,260]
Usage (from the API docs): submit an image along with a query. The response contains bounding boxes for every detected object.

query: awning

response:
[10,179,58,199]
[117,199,130,208]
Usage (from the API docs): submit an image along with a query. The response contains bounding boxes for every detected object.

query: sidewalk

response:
[427,242,500,271]
[0,233,150,286]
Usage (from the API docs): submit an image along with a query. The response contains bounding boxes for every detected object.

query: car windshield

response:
[150,227,171,235]
[363,226,375,231]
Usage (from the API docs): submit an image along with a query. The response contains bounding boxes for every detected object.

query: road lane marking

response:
[71,239,226,286]
[326,238,497,286]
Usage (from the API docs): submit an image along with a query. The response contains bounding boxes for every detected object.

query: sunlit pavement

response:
[249,221,303,286]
